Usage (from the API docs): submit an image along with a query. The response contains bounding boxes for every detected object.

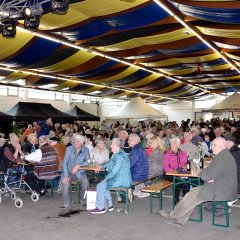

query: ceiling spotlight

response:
[52,0,69,15]
[24,7,32,16]
[1,20,17,38]
[24,16,40,30]
[23,4,43,17]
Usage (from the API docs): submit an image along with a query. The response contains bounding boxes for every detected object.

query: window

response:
[8,87,18,96]
[28,89,55,100]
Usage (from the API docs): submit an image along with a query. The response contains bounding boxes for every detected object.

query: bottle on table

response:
[199,150,204,169]
[186,156,191,172]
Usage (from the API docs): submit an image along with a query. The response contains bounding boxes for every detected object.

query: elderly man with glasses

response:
[61,134,90,211]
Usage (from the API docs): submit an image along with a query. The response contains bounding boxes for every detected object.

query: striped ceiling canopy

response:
[1,0,240,104]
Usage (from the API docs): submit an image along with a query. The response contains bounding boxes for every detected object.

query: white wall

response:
[0,96,23,112]
[158,101,194,125]
[0,94,219,126]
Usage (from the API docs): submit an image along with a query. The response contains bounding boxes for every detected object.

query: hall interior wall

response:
[0,95,199,126]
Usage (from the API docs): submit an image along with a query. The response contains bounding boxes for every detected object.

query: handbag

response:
[86,190,97,210]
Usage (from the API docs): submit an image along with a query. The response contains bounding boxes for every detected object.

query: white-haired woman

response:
[163,137,188,205]
[90,138,132,214]
[90,138,109,165]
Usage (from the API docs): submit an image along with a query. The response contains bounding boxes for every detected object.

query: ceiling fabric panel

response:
[0,0,240,104]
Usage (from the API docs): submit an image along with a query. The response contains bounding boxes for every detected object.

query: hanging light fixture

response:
[52,0,69,15]
[24,15,40,30]
[1,20,17,38]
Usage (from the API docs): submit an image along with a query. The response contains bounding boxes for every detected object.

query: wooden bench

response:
[110,175,163,213]
[141,180,173,213]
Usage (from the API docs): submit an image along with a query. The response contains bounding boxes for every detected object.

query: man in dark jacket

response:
[128,134,149,198]
[128,134,149,182]
[159,137,238,226]
[23,133,39,154]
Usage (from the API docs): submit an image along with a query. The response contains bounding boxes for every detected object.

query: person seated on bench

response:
[204,134,240,216]
[180,132,199,160]
[128,134,149,197]
[61,134,89,211]
[25,135,58,196]
[136,135,165,199]
[159,137,238,226]
[163,137,188,205]
[90,138,109,165]
[90,138,132,214]
[148,135,165,179]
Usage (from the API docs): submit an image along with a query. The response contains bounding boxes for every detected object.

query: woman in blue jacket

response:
[91,138,132,214]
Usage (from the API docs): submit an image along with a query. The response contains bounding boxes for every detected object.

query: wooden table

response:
[166,168,203,222]
[79,166,105,172]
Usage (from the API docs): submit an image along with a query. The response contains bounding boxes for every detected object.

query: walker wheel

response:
[11,193,16,200]
[31,192,39,202]
[15,198,23,208]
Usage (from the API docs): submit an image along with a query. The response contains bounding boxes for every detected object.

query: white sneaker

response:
[137,192,150,198]
[133,190,141,196]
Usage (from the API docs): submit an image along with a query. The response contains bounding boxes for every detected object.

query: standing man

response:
[39,117,52,137]
[61,134,89,210]
[159,137,238,226]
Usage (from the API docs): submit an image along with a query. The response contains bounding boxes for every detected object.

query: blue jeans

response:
[96,179,112,210]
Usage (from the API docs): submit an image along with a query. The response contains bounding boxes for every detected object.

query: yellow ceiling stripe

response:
[40,0,148,30]
[55,81,80,90]
[197,26,240,38]
[202,64,230,71]
[149,82,183,93]
[38,50,95,72]
[4,72,30,81]
[142,53,220,67]
[160,68,195,75]
[83,86,104,93]
[226,53,240,61]
[95,28,194,52]
[91,66,139,83]
[116,73,160,88]
[0,31,34,61]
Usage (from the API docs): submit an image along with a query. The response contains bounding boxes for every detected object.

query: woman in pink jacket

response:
[163,137,188,205]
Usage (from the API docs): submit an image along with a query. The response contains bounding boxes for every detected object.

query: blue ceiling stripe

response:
[106,2,169,31]
[156,42,209,55]
[58,2,170,40]
[5,38,61,67]
[170,1,240,24]
[109,70,151,85]
[32,78,53,86]
[140,78,173,90]
[68,60,118,78]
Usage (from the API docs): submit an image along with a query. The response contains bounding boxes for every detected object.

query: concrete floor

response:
[0,190,239,240]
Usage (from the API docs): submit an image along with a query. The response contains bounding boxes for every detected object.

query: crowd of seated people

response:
[0,116,239,220]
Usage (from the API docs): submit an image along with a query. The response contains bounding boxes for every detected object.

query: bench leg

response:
[50,179,54,197]
[125,190,129,214]
[212,201,229,227]
[115,191,120,212]
[159,190,163,210]
[150,193,153,213]
[77,182,81,204]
